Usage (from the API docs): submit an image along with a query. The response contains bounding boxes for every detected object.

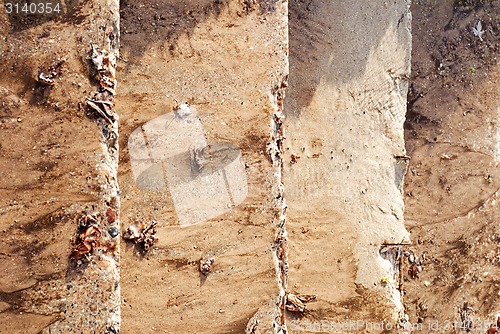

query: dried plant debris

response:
[123,220,158,251]
[284,293,316,314]
[406,251,423,279]
[190,142,239,175]
[290,153,300,165]
[472,20,485,41]
[86,93,115,124]
[199,256,215,275]
[90,44,116,86]
[71,214,101,261]
[408,264,421,279]
[487,325,498,334]
[87,44,118,124]
[486,316,500,334]
[459,302,474,331]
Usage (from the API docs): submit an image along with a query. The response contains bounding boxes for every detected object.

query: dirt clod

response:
[199,256,215,276]
[123,220,158,252]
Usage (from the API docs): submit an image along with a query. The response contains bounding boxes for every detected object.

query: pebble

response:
[108,226,119,238]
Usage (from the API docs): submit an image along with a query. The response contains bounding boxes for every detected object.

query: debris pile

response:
[284,293,315,314]
[123,220,158,251]
[190,144,209,174]
[38,61,63,86]
[71,214,101,261]
[86,45,118,124]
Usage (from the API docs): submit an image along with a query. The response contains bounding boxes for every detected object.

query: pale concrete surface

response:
[284,0,411,327]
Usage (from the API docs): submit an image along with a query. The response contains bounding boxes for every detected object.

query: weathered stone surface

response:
[284,0,412,327]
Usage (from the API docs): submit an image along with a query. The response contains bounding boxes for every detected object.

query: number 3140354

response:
[5,2,61,14]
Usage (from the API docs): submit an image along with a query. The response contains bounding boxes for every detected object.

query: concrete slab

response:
[284,0,412,328]
[0,1,121,332]
[117,1,288,332]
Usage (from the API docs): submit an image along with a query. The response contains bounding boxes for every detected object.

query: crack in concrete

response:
[268,76,290,334]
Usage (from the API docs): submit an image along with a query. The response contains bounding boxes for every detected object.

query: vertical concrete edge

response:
[269,1,290,332]
[245,1,290,333]
[376,0,413,328]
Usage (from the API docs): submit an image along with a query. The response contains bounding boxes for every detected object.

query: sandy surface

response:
[117,1,288,332]
[403,0,500,331]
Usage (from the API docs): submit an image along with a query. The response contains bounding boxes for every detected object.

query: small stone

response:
[108,226,119,238]
[423,280,431,287]
[199,256,214,275]
[106,208,117,224]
